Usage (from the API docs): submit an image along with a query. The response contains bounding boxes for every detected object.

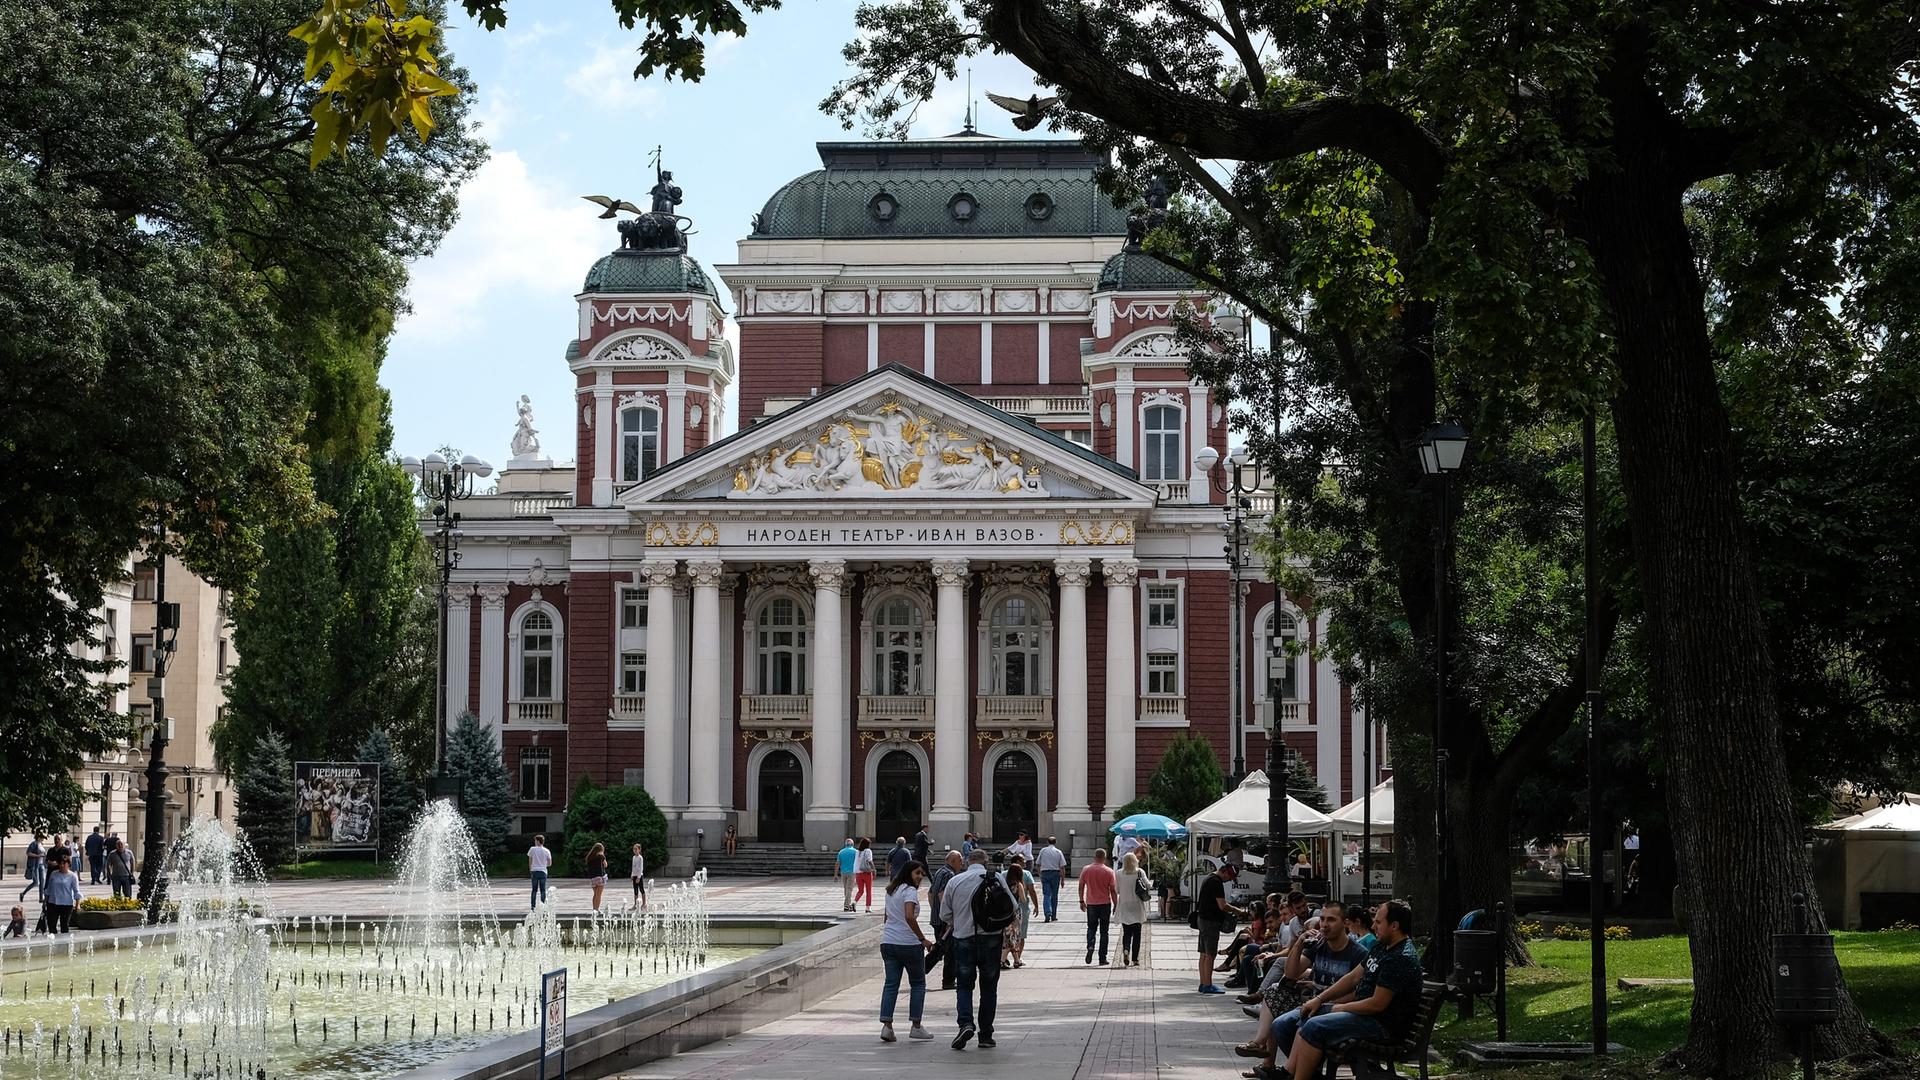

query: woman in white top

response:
[877,859,934,1043]
[854,837,877,911]
[1006,831,1035,863]
[1113,851,1153,967]
[629,843,647,910]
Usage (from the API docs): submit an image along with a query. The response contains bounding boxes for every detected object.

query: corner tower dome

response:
[582,251,720,300]
[751,137,1131,239]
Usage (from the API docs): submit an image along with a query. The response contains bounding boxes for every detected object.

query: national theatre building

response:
[443,134,1379,861]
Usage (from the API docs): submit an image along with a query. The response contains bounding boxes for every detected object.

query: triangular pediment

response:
[620,365,1154,506]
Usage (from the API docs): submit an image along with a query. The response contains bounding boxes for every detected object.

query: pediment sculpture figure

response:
[728,402,1045,497]
[511,395,541,458]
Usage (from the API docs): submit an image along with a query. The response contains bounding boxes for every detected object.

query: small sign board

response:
[538,967,567,1080]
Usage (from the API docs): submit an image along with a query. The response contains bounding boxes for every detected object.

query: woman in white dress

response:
[1113,852,1153,967]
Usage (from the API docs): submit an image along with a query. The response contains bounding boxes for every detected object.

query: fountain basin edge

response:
[393,914,881,1080]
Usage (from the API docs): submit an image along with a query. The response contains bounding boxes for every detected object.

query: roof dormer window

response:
[869,192,899,222]
[948,192,978,222]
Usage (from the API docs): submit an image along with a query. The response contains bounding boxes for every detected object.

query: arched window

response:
[620,405,661,483]
[1265,609,1301,701]
[755,596,809,695]
[870,595,927,695]
[989,595,1044,696]
[520,610,556,700]
[1142,404,1183,480]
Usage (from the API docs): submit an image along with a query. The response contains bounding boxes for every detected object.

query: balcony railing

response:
[509,700,565,725]
[1139,696,1186,722]
[858,694,934,727]
[1256,699,1307,731]
[1148,480,1191,502]
[980,395,1091,418]
[976,695,1054,729]
[512,495,573,516]
[741,694,812,725]
[610,694,645,722]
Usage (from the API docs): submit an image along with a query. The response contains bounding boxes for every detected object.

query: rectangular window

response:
[620,652,646,694]
[1146,652,1180,695]
[102,610,118,661]
[519,748,552,802]
[620,588,646,629]
[213,790,222,819]
[521,815,549,834]
[1146,585,1179,628]
[133,561,157,601]
[132,634,155,673]
[523,652,554,700]
[217,638,229,674]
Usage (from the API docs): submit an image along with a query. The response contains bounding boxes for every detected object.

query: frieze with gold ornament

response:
[858,729,934,750]
[730,400,1047,497]
[976,729,1055,749]
[1059,520,1138,546]
[644,520,720,547]
[741,728,811,747]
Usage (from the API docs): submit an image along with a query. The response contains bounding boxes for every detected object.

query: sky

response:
[382,0,1043,468]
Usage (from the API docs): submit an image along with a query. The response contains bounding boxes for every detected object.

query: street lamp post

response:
[137,543,181,913]
[401,452,492,784]
[1417,421,1468,976]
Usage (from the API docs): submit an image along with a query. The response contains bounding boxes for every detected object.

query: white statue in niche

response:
[511,395,541,459]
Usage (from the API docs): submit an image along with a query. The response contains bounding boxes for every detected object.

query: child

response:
[5,905,26,938]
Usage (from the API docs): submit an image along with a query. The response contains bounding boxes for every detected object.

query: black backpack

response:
[971,871,1019,934]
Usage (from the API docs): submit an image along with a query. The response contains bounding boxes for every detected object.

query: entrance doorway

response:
[990,751,1038,841]
[874,750,922,843]
[757,750,804,844]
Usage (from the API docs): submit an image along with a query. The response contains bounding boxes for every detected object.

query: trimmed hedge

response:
[562,785,668,878]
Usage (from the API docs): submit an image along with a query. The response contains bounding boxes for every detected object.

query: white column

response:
[1315,612,1344,806]
[1188,384,1212,497]
[592,379,614,505]
[641,559,681,811]
[685,558,725,819]
[930,558,971,825]
[980,321,994,384]
[1053,559,1093,821]
[923,322,936,377]
[1038,320,1051,384]
[808,559,849,821]
[476,584,509,739]
[445,584,472,718]
[1103,558,1140,817]
[666,384,688,462]
[867,321,879,372]
[1116,374,1136,470]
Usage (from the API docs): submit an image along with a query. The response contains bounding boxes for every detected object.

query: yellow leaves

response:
[294,0,459,168]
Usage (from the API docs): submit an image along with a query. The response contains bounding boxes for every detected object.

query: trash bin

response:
[1453,929,1499,995]
[1772,932,1840,1027]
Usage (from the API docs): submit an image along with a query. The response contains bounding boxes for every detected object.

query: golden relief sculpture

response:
[729,400,1047,497]
[1059,520,1138,546]
[644,521,720,547]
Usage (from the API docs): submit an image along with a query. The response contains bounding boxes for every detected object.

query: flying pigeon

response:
[987,91,1061,131]
[581,195,644,219]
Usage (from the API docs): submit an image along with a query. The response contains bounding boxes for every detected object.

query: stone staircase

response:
[693,843,838,877]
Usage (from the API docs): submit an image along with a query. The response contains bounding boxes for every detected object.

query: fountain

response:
[0,802,737,1080]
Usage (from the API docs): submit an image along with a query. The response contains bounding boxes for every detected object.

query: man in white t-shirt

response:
[528,835,554,910]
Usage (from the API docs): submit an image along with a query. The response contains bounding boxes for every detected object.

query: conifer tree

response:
[235,732,297,869]
[1284,754,1332,814]
[444,712,511,862]
[1146,734,1226,823]
[356,728,417,862]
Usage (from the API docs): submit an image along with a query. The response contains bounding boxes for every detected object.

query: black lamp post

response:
[401,451,492,783]
[137,542,181,912]
[1417,420,1468,975]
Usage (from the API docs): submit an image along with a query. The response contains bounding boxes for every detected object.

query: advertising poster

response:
[293,761,380,852]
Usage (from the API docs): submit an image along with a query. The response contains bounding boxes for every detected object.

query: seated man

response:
[1252,898,1424,1080]
[1237,891,1315,1003]
[1233,901,1365,1060]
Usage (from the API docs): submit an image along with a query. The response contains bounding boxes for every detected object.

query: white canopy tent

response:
[1185,769,1336,836]
[1328,778,1395,830]
[1813,798,1920,930]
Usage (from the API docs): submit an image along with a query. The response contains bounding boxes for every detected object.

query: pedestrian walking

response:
[959,832,976,860]
[107,839,135,899]
[887,835,912,877]
[85,827,106,885]
[1036,836,1067,921]
[912,824,933,865]
[926,851,964,989]
[16,834,44,902]
[1114,851,1152,966]
[628,843,648,910]
[527,835,553,910]
[586,842,609,911]
[42,857,79,935]
[877,859,935,1043]
[836,838,858,911]
[1000,854,1039,969]
[939,850,1018,1050]
[1079,847,1118,965]
[855,838,877,911]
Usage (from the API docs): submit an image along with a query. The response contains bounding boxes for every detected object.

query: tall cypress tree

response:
[445,712,512,862]
[356,728,417,862]
[235,732,297,869]
[1147,734,1227,823]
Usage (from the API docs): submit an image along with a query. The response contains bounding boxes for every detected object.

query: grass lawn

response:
[271,858,395,879]
[1430,932,1920,1074]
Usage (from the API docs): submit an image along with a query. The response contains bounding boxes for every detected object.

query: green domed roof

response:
[582,250,720,298]
[753,137,1130,240]
[1097,249,1197,292]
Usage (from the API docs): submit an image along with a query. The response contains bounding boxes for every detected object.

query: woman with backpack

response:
[854,837,877,912]
[877,859,935,1043]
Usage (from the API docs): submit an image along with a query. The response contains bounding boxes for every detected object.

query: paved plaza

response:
[246,874,1258,1079]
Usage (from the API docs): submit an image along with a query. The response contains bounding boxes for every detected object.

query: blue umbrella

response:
[1110,813,1189,840]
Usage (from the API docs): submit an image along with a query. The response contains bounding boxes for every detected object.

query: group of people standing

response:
[8,827,137,939]
[523,835,648,913]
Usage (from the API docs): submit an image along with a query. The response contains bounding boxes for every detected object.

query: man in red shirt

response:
[1078,847,1119,965]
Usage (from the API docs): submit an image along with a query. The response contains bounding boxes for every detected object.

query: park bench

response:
[1322,980,1448,1080]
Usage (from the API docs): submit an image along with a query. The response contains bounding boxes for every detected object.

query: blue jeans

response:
[1085,903,1111,961]
[529,870,548,909]
[1039,869,1061,919]
[16,862,43,902]
[878,943,927,1023]
[1271,1004,1390,1054]
[950,933,1002,1035]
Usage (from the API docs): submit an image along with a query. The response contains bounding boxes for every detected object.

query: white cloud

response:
[398,150,602,341]
[565,43,663,113]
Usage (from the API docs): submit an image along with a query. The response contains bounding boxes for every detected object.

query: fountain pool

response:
[0,806,757,1080]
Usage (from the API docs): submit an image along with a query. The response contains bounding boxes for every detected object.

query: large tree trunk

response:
[1574,64,1879,1074]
